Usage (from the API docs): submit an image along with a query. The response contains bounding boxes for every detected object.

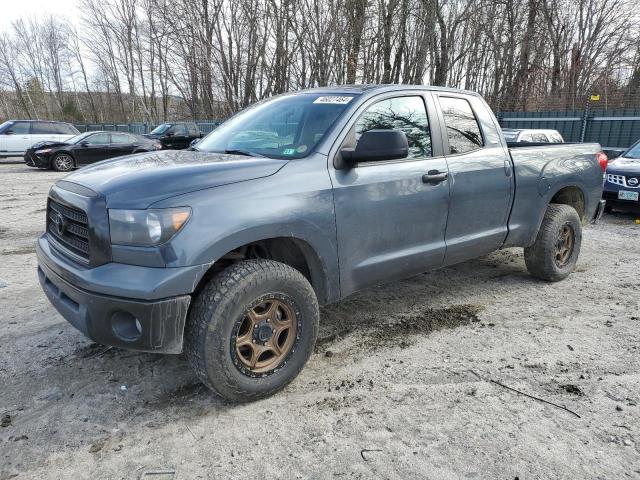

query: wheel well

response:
[550,186,585,220]
[194,237,328,305]
[53,151,76,168]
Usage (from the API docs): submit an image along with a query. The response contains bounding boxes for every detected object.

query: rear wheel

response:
[52,153,74,172]
[184,259,319,402]
[524,204,582,281]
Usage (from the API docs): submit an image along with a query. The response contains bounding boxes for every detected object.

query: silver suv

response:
[0,120,79,158]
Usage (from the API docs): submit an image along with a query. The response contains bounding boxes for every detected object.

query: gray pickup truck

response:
[37,85,607,401]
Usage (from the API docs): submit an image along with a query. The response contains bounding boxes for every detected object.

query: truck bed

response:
[503,142,604,248]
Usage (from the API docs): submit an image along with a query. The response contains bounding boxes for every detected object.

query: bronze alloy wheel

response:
[555,223,574,267]
[232,294,300,376]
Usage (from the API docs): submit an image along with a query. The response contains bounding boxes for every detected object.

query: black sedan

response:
[24,131,161,172]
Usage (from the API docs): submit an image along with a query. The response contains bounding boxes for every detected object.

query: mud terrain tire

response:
[184,259,319,402]
[524,204,582,282]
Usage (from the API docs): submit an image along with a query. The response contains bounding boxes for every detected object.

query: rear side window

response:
[111,133,133,144]
[32,122,58,134]
[532,133,548,142]
[439,97,483,154]
[355,96,432,158]
[9,122,30,134]
[188,124,199,135]
[550,132,563,143]
[85,133,110,145]
[56,123,79,135]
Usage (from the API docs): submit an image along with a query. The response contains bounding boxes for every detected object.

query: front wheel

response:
[51,153,74,172]
[524,204,582,282]
[184,259,319,402]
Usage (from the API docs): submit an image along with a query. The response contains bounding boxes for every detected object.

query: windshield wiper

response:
[224,148,264,157]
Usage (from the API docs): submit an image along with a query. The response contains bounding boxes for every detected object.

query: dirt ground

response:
[1,160,639,480]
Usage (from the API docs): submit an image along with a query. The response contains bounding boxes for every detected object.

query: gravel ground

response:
[1,161,639,480]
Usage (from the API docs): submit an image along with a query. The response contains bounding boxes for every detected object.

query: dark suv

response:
[143,122,201,150]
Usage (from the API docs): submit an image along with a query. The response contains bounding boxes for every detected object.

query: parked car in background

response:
[37,85,606,402]
[0,120,79,158]
[143,122,202,149]
[24,131,161,171]
[603,139,640,212]
[502,128,564,143]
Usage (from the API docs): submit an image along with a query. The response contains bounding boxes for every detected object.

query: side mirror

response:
[80,141,89,147]
[5,129,13,135]
[165,131,174,137]
[336,129,408,169]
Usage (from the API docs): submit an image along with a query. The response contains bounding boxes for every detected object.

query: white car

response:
[0,120,80,158]
[502,128,564,143]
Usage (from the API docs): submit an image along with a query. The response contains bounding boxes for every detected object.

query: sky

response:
[0,0,81,31]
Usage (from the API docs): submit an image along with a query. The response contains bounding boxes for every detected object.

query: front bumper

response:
[24,151,51,168]
[36,235,204,353]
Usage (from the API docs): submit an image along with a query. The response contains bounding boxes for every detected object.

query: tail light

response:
[154,143,162,150]
[597,152,608,172]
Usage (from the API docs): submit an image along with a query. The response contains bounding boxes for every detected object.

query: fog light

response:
[111,311,142,341]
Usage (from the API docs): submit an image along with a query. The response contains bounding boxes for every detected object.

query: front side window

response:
[623,141,640,159]
[85,133,110,145]
[150,123,171,135]
[354,96,431,158]
[439,97,484,154]
[9,122,30,134]
[196,93,354,159]
[170,124,187,135]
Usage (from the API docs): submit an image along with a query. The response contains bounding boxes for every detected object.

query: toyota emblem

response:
[54,212,66,236]
[627,177,639,187]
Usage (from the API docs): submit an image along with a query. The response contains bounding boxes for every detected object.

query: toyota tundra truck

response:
[37,85,607,402]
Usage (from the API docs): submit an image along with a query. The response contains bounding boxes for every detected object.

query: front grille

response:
[47,199,91,262]
[607,173,640,189]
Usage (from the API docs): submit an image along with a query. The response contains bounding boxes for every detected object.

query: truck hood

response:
[607,156,640,174]
[61,150,289,208]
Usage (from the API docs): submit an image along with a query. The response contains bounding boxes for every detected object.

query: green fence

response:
[75,112,640,151]
[497,110,640,150]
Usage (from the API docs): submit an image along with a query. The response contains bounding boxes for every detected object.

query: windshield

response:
[622,140,640,159]
[195,93,357,159]
[68,132,96,144]
[151,123,172,135]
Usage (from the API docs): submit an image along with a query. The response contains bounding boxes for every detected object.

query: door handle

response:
[422,170,448,184]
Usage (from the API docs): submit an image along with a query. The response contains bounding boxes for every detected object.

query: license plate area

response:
[618,190,639,201]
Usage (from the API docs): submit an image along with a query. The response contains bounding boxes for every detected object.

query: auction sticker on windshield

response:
[313,96,354,105]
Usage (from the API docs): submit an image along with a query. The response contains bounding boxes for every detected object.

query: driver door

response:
[329,93,450,297]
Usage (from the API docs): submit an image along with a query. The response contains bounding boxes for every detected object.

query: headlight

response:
[109,207,191,246]
[36,148,52,154]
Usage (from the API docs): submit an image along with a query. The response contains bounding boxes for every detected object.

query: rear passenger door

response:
[109,133,136,158]
[435,94,513,266]
[330,93,450,296]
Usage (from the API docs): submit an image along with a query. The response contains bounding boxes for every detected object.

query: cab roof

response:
[292,84,481,97]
